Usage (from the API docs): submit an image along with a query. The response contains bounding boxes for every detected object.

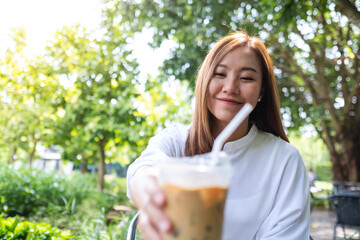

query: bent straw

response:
[212,103,254,157]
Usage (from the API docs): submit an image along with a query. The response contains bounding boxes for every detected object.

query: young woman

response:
[127,30,310,240]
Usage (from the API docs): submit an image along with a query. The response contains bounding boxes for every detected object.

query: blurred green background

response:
[1,0,359,238]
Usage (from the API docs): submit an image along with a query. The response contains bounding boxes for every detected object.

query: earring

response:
[258,98,261,102]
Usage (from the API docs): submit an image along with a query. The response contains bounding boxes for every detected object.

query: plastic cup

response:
[156,152,233,240]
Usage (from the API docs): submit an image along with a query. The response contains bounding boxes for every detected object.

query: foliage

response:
[0,165,136,238]
[134,76,193,141]
[109,0,253,86]
[0,165,93,217]
[0,28,65,166]
[290,135,332,181]
[105,176,132,206]
[0,215,73,239]
[254,0,360,181]
[0,0,195,194]
[315,161,333,181]
[44,23,143,190]
[0,20,188,191]
[72,209,140,240]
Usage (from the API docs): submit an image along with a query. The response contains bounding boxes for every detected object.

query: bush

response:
[105,177,132,206]
[315,161,333,181]
[0,165,136,239]
[0,165,92,217]
[0,215,73,239]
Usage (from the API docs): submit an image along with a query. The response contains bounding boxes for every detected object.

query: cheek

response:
[208,80,221,96]
[243,85,262,101]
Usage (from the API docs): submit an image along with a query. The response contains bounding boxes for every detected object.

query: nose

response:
[222,74,239,94]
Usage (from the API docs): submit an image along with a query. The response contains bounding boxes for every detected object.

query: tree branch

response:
[334,0,360,28]
[355,92,360,125]
[275,64,298,77]
[337,26,351,101]
[343,74,360,115]
[293,27,343,134]
[272,29,340,155]
[322,121,338,156]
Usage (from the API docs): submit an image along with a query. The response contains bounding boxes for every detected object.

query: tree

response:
[136,76,193,135]
[112,0,360,181]
[46,24,143,190]
[0,28,64,167]
[259,0,360,182]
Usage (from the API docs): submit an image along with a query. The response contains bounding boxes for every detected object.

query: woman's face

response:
[207,46,263,129]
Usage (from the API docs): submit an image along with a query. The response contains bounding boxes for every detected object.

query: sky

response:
[0,0,102,55]
[0,0,170,76]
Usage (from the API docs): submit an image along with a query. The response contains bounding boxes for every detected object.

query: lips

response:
[217,98,241,105]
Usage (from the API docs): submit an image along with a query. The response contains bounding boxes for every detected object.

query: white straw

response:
[212,103,254,155]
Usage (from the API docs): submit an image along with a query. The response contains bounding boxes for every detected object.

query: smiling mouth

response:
[217,98,241,105]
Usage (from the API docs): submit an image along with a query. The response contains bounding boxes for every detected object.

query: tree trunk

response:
[9,147,17,164]
[328,122,360,182]
[332,151,360,182]
[28,140,39,168]
[98,139,106,191]
[81,154,88,173]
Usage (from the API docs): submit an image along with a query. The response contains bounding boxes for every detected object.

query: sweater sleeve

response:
[126,124,189,199]
[256,147,311,240]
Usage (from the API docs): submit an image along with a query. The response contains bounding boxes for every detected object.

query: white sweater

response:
[127,124,310,240]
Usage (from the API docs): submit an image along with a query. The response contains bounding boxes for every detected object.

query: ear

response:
[258,88,264,101]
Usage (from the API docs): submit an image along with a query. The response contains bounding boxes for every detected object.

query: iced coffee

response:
[157,152,232,240]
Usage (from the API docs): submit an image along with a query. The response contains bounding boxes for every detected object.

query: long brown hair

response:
[185,30,288,156]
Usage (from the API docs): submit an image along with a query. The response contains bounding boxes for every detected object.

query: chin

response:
[214,114,236,123]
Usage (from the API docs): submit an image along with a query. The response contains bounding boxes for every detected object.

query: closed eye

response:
[241,77,254,81]
[214,73,226,77]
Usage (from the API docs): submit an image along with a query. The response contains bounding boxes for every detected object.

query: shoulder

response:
[153,123,190,142]
[253,128,309,188]
[254,129,303,165]
[146,123,190,156]
[257,129,299,154]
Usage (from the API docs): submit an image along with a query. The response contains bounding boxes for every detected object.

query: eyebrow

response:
[217,64,258,73]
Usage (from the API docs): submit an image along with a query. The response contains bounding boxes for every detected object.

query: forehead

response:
[217,47,262,71]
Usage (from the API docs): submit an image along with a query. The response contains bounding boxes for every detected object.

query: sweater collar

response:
[223,124,258,152]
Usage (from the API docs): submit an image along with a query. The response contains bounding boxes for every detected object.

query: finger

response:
[144,177,166,207]
[138,211,163,240]
[142,197,172,233]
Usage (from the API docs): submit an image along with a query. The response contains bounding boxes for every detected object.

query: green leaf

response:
[5,216,18,233]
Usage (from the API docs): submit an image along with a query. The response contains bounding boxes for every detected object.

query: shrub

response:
[106,177,132,206]
[315,161,333,181]
[0,165,92,217]
[0,215,73,239]
[0,165,136,239]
